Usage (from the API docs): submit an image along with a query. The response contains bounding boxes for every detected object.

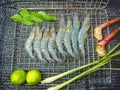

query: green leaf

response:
[10,9,57,26]
[38,11,46,19]
[19,9,31,17]
[10,14,23,23]
[46,14,57,21]
[30,12,44,23]
[22,17,35,26]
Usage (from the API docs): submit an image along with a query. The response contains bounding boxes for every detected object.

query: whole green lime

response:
[26,69,41,85]
[10,69,26,85]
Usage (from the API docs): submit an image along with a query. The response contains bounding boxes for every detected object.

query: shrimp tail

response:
[64,34,77,58]
[48,39,62,62]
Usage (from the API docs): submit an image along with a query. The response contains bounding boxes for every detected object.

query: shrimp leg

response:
[33,24,47,62]
[71,13,80,56]
[48,24,62,62]
[41,25,54,62]
[25,26,37,60]
[64,17,77,58]
[78,14,90,57]
[56,14,68,58]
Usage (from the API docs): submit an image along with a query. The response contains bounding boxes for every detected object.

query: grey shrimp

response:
[48,24,62,62]
[78,14,90,57]
[71,13,80,56]
[25,26,37,60]
[64,17,76,58]
[41,25,54,62]
[56,14,68,58]
[33,24,47,62]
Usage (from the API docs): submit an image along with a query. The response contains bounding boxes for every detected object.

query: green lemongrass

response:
[47,59,111,90]
[47,50,120,90]
[41,60,98,84]
[103,42,120,57]
[41,43,120,84]
[100,68,120,71]
[41,57,108,84]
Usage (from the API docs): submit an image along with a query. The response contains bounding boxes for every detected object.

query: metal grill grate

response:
[11,0,109,10]
[0,0,112,90]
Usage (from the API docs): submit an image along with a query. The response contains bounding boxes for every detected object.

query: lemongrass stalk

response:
[41,43,120,84]
[47,59,111,90]
[102,42,120,58]
[108,50,120,57]
[47,50,120,90]
[100,68,120,71]
[41,60,98,84]
[41,56,109,84]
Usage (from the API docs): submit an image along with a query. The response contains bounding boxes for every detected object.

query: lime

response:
[10,69,26,85]
[26,69,41,85]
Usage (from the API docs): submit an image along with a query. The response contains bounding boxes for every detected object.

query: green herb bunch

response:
[10,9,57,25]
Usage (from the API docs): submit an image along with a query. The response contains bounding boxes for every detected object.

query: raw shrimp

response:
[25,26,37,60]
[48,24,62,62]
[71,13,80,56]
[64,16,76,58]
[78,14,90,57]
[56,14,68,58]
[33,24,47,62]
[41,25,54,62]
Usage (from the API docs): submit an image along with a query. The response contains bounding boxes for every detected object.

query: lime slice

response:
[10,69,26,85]
[26,69,42,85]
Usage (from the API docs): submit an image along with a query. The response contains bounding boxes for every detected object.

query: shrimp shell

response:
[48,24,62,62]
[64,17,76,58]
[41,25,54,62]
[33,24,47,62]
[71,13,80,56]
[78,14,90,57]
[25,26,37,60]
[56,14,68,57]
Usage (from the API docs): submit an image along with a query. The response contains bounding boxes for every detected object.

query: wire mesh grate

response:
[0,0,112,90]
[10,0,109,10]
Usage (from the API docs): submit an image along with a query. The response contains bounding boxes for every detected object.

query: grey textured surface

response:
[0,0,120,90]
